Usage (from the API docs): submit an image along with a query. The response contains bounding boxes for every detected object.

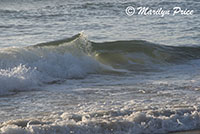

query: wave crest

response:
[0,32,200,95]
[0,33,106,95]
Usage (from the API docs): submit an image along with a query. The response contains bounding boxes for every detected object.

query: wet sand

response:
[170,130,200,134]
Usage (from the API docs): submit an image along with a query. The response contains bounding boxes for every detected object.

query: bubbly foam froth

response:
[1,106,200,134]
[0,33,106,95]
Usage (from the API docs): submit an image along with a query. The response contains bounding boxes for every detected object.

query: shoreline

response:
[170,130,200,134]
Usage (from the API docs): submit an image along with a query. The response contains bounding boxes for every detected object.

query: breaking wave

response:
[0,32,200,95]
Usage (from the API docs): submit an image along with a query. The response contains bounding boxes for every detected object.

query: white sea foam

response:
[0,33,106,95]
[1,107,200,134]
[0,64,40,95]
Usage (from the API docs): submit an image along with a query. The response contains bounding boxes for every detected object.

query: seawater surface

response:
[0,0,200,134]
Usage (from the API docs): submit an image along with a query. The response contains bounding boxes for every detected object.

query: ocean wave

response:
[92,40,200,70]
[0,33,108,95]
[0,32,200,95]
